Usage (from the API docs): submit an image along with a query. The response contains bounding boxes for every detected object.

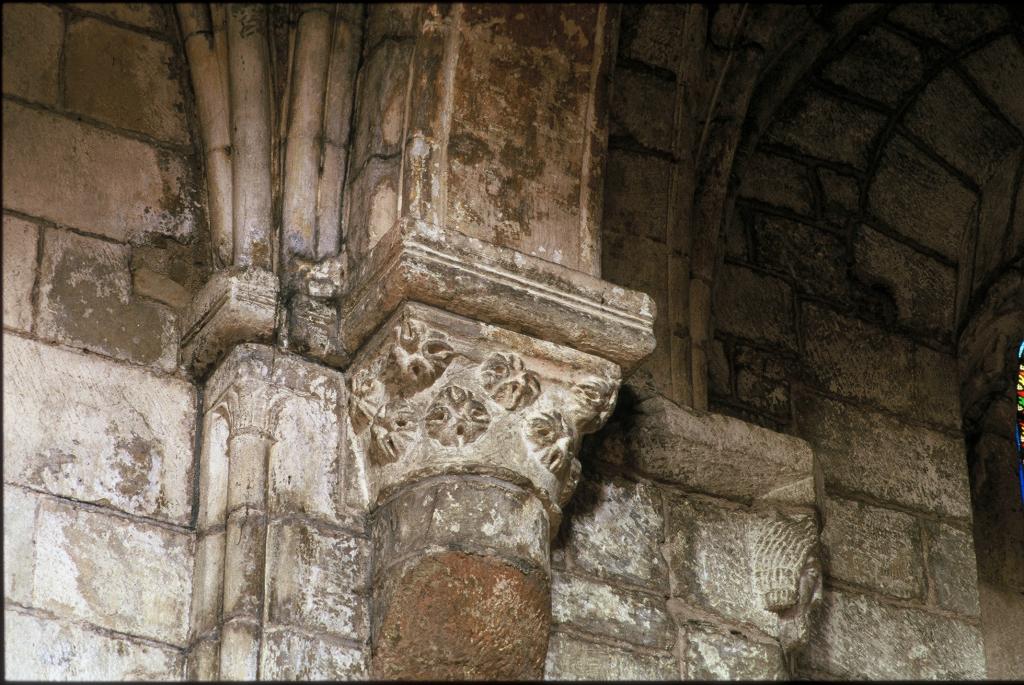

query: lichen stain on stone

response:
[448,132,494,166]
[373,552,549,679]
[111,432,160,503]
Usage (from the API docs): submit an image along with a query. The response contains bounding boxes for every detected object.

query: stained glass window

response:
[1018,340,1024,502]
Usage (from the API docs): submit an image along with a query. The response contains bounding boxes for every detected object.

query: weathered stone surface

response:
[66,18,188,144]
[964,35,1024,133]
[818,168,860,216]
[904,68,1021,185]
[132,267,191,310]
[685,625,787,680]
[2,101,196,242]
[37,229,178,370]
[2,214,38,332]
[821,26,923,107]
[821,496,924,599]
[978,581,1024,679]
[599,395,815,506]
[72,3,167,30]
[888,4,1009,49]
[620,4,687,72]
[565,475,667,589]
[364,4,421,51]
[186,638,220,681]
[749,214,849,300]
[733,346,792,419]
[794,391,970,518]
[853,224,957,334]
[1,4,62,105]
[665,495,820,642]
[602,150,672,242]
[765,89,887,169]
[737,152,814,216]
[4,609,184,680]
[715,263,796,350]
[551,572,674,650]
[924,520,980,617]
[611,68,675,153]
[266,520,369,640]
[260,628,369,680]
[32,498,193,645]
[800,303,962,428]
[3,333,195,524]
[868,134,977,262]
[801,590,986,679]
[3,485,38,604]
[189,531,224,639]
[350,39,411,175]
[544,631,678,680]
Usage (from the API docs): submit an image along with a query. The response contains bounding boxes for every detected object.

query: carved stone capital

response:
[348,302,620,526]
[180,267,278,375]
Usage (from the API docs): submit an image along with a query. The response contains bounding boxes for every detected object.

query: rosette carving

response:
[389,319,454,391]
[425,385,491,447]
[369,400,418,466]
[568,375,618,433]
[479,353,541,410]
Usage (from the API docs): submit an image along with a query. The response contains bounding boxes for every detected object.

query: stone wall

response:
[3,4,205,679]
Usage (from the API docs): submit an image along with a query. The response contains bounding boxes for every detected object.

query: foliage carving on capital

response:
[388,319,455,392]
[480,353,541,410]
[424,385,491,448]
[752,515,822,650]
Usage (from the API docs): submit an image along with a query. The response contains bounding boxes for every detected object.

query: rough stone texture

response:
[602,150,672,242]
[72,3,167,30]
[748,215,849,301]
[2,213,38,332]
[1,4,62,105]
[551,572,674,650]
[260,629,369,680]
[978,581,1024,679]
[764,88,887,169]
[821,496,924,599]
[733,346,792,420]
[2,101,197,242]
[715,263,796,350]
[3,333,195,524]
[563,475,667,589]
[853,224,957,335]
[887,4,1008,50]
[820,26,924,107]
[794,391,970,519]
[963,35,1024,133]
[3,485,38,605]
[868,134,978,262]
[801,590,986,679]
[31,498,193,646]
[800,303,962,429]
[65,18,189,144]
[685,625,787,680]
[4,609,184,681]
[265,520,369,641]
[924,520,981,617]
[544,631,678,680]
[818,168,860,217]
[36,229,178,370]
[736,153,814,215]
[610,68,675,153]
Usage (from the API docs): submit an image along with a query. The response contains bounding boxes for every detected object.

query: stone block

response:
[737,152,814,216]
[565,475,667,589]
[818,168,860,216]
[2,101,197,242]
[4,609,184,680]
[602,149,671,242]
[800,303,962,429]
[620,4,687,72]
[923,521,980,617]
[260,628,369,680]
[551,572,674,650]
[65,18,188,144]
[350,39,412,174]
[904,68,1021,185]
[800,590,986,679]
[1,4,62,105]
[978,581,1024,679]
[714,263,796,351]
[3,485,38,604]
[544,631,678,680]
[821,496,923,599]
[764,89,887,169]
[266,520,369,641]
[72,3,167,30]
[664,495,819,640]
[867,134,977,262]
[888,4,1009,49]
[32,499,193,646]
[685,625,787,680]
[3,333,195,524]
[189,531,225,639]
[853,224,957,335]
[750,214,848,301]
[820,27,923,107]
[344,156,400,261]
[133,268,191,310]
[599,394,815,506]
[794,391,970,518]
[36,229,178,370]
[733,346,792,419]
[610,68,675,153]
[2,214,38,332]
[964,35,1024,133]
[364,3,421,52]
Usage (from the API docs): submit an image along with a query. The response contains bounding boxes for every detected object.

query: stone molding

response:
[348,301,620,526]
